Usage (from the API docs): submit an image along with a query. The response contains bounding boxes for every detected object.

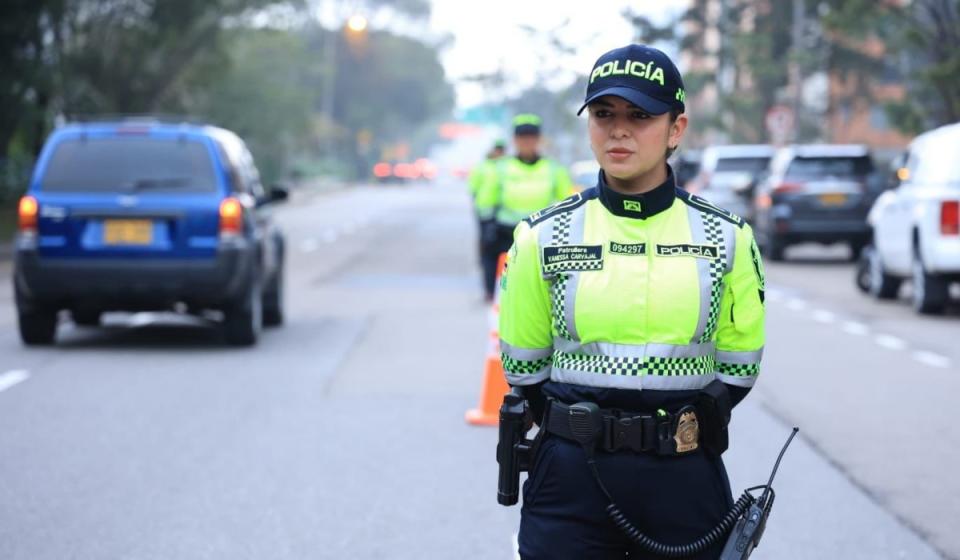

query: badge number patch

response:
[542,245,604,273]
[609,242,646,256]
[656,244,721,259]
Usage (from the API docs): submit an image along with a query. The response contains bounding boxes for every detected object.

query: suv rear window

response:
[715,157,771,174]
[40,137,218,193]
[785,156,874,180]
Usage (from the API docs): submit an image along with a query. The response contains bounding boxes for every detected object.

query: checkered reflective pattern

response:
[718,362,759,377]
[550,212,574,340]
[698,213,726,343]
[542,259,603,274]
[554,352,716,377]
[501,354,552,375]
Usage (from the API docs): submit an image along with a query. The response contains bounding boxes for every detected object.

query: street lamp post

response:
[319,9,368,167]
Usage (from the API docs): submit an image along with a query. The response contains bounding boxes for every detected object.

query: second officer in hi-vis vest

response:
[499,44,766,559]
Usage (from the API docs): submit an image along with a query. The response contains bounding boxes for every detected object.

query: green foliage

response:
[0,0,455,183]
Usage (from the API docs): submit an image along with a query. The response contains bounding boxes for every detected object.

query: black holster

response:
[497,386,534,506]
[696,380,733,457]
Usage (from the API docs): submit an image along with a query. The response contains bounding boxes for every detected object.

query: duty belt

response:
[544,399,702,456]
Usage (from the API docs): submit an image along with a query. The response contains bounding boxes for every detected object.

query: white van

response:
[865,122,960,314]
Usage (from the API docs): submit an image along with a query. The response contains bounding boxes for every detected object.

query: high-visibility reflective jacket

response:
[468,159,498,201]
[499,170,764,398]
[474,157,575,226]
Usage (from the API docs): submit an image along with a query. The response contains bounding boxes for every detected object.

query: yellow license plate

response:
[104,219,153,245]
[819,193,847,206]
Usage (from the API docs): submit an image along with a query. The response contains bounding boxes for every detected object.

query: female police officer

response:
[498,44,765,559]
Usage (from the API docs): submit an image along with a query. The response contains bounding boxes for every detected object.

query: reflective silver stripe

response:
[717,372,757,388]
[500,341,553,361]
[716,348,764,364]
[553,338,715,359]
[551,367,715,390]
[687,206,714,343]
[562,206,587,342]
[722,221,736,275]
[506,368,551,386]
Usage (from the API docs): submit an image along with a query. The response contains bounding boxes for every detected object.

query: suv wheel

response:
[764,235,786,262]
[262,247,284,327]
[855,246,872,293]
[911,254,947,315]
[867,248,901,299]
[224,274,262,346]
[19,309,58,345]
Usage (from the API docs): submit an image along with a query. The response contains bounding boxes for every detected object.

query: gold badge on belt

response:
[674,410,700,453]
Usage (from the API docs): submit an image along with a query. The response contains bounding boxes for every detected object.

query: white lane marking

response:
[512,533,520,560]
[913,351,951,369]
[842,321,870,336]
[875,334,907,351]
[300,239,320,253]
[786,298,807,311]
[0,370,30,394]
[812,309,836,323]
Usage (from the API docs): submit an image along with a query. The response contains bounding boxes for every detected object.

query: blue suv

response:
[13,119,287,346]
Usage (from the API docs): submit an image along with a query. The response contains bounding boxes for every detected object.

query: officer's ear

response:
[667,113,688,150]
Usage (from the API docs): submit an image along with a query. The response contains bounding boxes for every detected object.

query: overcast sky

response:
[429,0,688,109]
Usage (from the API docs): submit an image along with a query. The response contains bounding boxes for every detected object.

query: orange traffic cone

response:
[466,253,510,426]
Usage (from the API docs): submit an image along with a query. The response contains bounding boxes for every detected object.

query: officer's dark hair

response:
[665,108,683,160]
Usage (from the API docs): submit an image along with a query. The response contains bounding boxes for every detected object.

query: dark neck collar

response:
[597,165,677,219]
[516,154,541,165]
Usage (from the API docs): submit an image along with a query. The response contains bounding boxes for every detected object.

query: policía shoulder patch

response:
[541,244,604,274]
[524,188,597,227]
[656,243,721,259]
[675,189,744,228]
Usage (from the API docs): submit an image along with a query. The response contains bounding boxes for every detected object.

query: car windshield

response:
[714,157,770,174]
[785,156,874,180]
[40,137,218,193]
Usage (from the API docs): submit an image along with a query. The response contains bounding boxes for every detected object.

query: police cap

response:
[578,44,686,116]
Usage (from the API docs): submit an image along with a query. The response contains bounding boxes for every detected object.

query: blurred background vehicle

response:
[670,149,701,191]
[13,118,287,346]
[569,159,600,191]
[753,144,882,262]
[683,144,773,222]
[863,122,960,314]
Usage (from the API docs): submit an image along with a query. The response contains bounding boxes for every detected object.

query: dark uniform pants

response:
[519,434,734,560]
[480,222,516,300]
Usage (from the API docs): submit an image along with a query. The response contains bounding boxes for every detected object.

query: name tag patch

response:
[609,242,647,256]
[656,244,720,259]
[542,245,604,273]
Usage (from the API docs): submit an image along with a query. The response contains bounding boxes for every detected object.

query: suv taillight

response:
[773,182,804,194]
[219,197,243,236]
[941,201,959,235]
[18,196,38,232]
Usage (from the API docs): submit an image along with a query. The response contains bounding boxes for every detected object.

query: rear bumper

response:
[770,217,871,244]
[13,238,255,311]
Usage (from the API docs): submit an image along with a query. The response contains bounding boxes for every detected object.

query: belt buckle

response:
[673,408,700,454]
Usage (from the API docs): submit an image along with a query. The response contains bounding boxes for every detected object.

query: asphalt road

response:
[0,181,954,559]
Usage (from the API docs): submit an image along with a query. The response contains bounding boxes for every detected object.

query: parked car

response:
[863,122,960,314]
[13,118,287,346]
[570,159,600,191]
[684,145,774,222]
[670,149,701,190]
[753,144,882,261]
